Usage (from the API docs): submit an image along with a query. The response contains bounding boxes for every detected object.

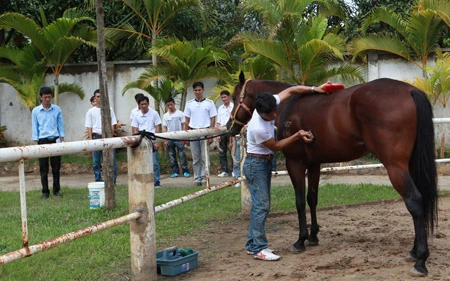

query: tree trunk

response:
[151,31,162,115]
[54,76,60,105]
[96,0,115,209]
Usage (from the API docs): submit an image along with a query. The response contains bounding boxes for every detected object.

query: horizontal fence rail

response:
[0,212,141,265]
[0,128,227,163]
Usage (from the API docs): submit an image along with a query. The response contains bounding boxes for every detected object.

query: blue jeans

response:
[153,148,160,184]
[232,138,241,178]
[92,134,117,183]
[243,156,272,253]
[167,140,188,174]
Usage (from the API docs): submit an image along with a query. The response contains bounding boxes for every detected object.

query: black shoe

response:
[53,192,63,197]
[42,193,49,199]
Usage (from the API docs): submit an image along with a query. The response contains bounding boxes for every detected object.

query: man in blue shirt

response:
[31,87,66,199]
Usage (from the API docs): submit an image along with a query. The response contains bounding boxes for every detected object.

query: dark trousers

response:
[38,138,61,195]
[219,135,230,173]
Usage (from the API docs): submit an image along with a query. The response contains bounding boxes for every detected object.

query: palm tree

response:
[123,78,183,113]
[0,8,97,104]
[351,0,450,78]
[107,0,203,111]
[405,52,450,157]
[0,45,84,110]
[237,0,364,85]
[124,37,233,111]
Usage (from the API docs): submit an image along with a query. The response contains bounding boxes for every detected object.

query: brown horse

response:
[227,72,438,277]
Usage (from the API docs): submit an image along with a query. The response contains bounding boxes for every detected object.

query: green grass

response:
[0,182,430,281]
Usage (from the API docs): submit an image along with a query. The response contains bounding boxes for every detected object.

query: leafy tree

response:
[351,0,450,78]
[0,42,84,110]
[107,0,204,111]
[237,0,364,85]
[123,78,183,113]
[123,37,233,111]
[0,8,97,104]
[405,51,450,158]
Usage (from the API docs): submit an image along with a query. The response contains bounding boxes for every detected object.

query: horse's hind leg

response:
[306,164,321,246]
[386,166,429,276]
[286,158,308,253]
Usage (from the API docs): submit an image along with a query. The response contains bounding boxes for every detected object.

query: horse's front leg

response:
[286,158,308,253]
[306,164,321,246]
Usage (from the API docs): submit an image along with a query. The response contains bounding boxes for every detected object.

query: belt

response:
[92,133,102,138]
[247,153,274,160]
[39,136,59,142]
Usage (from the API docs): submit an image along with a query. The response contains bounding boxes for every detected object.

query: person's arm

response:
[162,126,169,147]
[57,108,65,142]
[31,110,39,144]
[277,83,329,103]
[154,123,161,150]
[210,116,216,129]
[131,126,138,135]
[87,127,93,140]
[184,117,190,131]
[262,130,312,152]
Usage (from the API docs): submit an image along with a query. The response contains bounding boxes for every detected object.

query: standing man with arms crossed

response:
[244,84,327,261]
[131,95,162,187]
[184,81,217,186]
[216,90,234,177]
[32,87,65,199]
[162,97,190,178]
[85,89,118,184]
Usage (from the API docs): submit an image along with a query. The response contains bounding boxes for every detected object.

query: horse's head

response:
[227,71,255,136]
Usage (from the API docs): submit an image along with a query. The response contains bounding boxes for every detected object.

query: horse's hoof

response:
[405,253,417,262]
[290,245,305,254]
[409,267,427,277]
[307,239,319,246]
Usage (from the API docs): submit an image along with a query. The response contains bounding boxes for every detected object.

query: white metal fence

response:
[0,127,233,281]
[1,118,450,280]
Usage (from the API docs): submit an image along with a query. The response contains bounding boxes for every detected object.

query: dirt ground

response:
[159,196,450,281]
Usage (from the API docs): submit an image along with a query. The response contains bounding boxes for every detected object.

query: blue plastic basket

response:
[156,246,199,276]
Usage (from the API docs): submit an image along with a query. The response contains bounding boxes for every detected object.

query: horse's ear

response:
[239,71,245,85]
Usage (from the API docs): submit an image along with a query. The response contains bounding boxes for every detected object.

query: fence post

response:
[240,133,252,217]
[127,138,157,281]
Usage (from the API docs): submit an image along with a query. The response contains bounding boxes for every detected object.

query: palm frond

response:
[350,34,413,63]
[56,83,86,100]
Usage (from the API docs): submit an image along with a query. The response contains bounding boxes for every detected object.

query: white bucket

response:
[88,182,105,209]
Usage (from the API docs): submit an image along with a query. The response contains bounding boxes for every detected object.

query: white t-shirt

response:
[130,106,140,121]
[184,98,217,129]
[131,109,161,133]
[246,95,280,155]
[217,102,234,127]
[162,110,185,132]
[85,107,117,134]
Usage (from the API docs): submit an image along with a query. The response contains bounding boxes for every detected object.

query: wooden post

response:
[128,138,156,281]
[240,132,252,217]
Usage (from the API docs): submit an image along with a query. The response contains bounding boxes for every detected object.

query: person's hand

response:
[297,130,313,143]
[164,141,169,148]
[207,138,213,145]
[311,82,330,94]
[217,136,221,142]
[154,143,160,151]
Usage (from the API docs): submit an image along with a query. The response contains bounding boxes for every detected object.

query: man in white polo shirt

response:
[216,90,234,177]
[244,84,327,261]
[131,95,162,187]
[85,89,118,184]
[184,81,217,186]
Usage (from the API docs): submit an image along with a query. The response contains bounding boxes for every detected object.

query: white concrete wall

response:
[0,54,449,146]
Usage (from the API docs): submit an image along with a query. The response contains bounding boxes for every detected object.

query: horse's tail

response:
[410,89,438,234]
